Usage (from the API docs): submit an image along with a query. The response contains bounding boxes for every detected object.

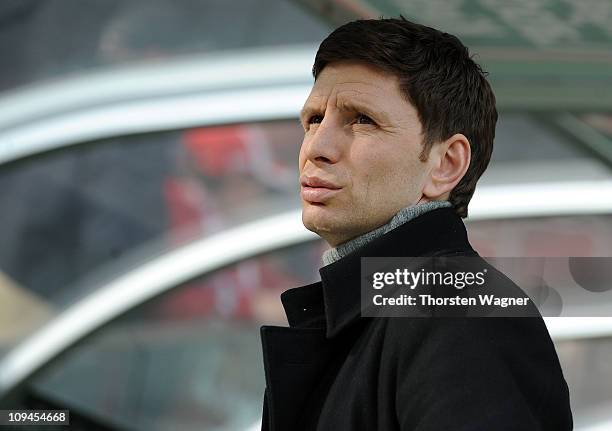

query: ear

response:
[422,133,471,200]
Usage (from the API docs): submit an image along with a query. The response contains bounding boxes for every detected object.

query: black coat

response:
[260,207,572,430]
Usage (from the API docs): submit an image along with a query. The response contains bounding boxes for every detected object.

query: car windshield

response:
[0,120,305,357]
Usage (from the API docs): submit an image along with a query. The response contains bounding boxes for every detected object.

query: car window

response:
[0,120,304,356]
[467,214,612,257]
[480,113,612,185]
[556,336,612,428]
[491,114,585,162]
[6,240,326,431]
[582,113,612,138]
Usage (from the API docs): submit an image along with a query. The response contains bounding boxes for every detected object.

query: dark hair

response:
[312,17,497,218]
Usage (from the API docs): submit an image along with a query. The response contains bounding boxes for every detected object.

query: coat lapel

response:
[260,324,333,430]
[260,207,474,430]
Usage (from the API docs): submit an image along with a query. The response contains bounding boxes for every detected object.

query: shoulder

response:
[382,315,556,369]
[382,316,570,428]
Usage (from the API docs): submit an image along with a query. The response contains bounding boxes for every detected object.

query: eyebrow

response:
[337,98,377,117]
[339,97,392,126]
[299,104,320,123]
[299,96,391,124]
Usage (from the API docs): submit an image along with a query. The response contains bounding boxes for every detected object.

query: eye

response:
[308,114,323,125]
[355,113,375,125]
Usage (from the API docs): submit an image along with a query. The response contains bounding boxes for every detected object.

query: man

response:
[260,17,572,430]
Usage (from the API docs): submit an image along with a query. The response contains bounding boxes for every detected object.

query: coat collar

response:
[280,207,475,339]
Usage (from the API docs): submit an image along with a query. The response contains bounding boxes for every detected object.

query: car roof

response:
[0,46,316,164]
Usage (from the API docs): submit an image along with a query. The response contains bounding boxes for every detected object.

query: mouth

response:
[300,175,342,204]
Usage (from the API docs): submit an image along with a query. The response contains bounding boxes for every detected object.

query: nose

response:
[300,113,344,166]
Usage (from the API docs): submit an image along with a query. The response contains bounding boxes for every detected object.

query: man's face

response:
[299,61,431,247]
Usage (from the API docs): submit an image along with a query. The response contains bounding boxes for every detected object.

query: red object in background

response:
[183,126,252,176]
[182,125,294,190]
[158,258,300,321]
[158,125,301,321]
[521,229,594,257]
[163,177,206,236]
[162,125,257,241]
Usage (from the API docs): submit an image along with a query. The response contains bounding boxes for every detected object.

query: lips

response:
[300,175,342,203]
[300,175,341,189]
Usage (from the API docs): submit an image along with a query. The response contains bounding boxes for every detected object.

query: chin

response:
[302,204,339,235]
[303,204,361,246]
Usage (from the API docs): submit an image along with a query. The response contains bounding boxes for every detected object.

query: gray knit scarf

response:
[321,200,452,267]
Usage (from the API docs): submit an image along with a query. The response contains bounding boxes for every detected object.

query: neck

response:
[321,200,452,267]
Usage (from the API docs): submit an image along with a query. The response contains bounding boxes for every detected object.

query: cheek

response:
[388,157,428,197]
[351,147,425,201]
[348,153,393,204]
[350,146,399,185]
[298,142,307,170]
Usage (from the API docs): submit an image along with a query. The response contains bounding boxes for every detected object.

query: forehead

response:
[303,61,417,125]
[308,61,403,101]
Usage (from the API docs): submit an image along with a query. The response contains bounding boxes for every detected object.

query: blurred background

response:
[0,0,611,430]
